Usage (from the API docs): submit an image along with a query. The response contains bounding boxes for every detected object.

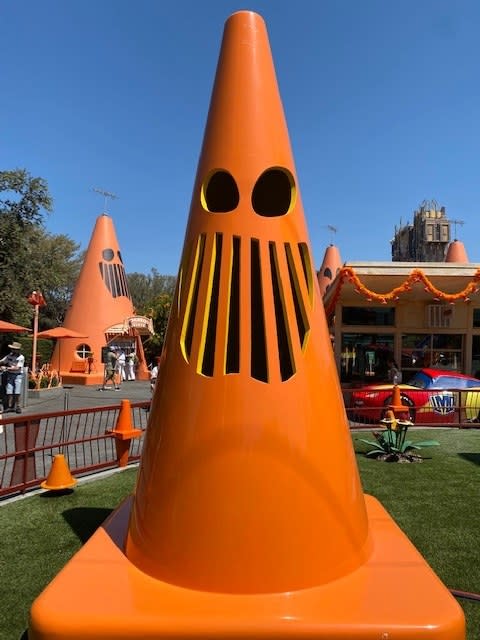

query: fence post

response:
[12,418,40,490]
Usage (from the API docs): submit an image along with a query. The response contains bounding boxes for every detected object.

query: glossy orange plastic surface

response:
[40,454,77,491]
[52,213,148,384]
[29,10,465,639]
[126,9,370,595]
[29,495,464,639]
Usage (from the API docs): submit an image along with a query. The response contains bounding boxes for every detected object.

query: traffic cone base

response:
[28,495,464,639]
[41,454,77,491]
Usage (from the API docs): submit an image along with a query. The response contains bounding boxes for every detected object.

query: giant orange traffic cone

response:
[41,454,77,491]
[29,11,464,640]
[52,213,149,385]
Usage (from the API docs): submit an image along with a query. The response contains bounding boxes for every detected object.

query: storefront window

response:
[342,306,395,326]
[401,334,463,373]
[471,336,480,378]
[473,309,480,328]
[340,333,394,383]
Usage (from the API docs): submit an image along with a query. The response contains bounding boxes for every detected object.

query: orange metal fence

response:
[0,401,150,499]
[2,390,477,500]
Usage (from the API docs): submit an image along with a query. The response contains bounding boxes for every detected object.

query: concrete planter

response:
[28,386,63,400]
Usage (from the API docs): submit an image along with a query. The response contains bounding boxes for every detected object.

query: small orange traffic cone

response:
[107,399,142,467]
[388,384,408,414]
[41,454,77,491]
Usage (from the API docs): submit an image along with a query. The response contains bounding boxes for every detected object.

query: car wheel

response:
[381,395,416,423]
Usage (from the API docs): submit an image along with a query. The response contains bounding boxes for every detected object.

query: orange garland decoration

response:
[325,266,480,320]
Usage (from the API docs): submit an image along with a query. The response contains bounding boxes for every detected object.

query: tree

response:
[0,169,53,323]
[127,270,176,364]
[28,231,82,327]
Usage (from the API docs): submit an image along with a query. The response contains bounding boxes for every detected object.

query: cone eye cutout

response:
[201,169,239,213]
[252,167,296,216]
[201,167,296,217]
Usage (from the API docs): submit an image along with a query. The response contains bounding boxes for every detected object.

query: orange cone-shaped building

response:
[445,239,469,263]
[29,10,464,639]
[53,213,150,384]
[318,243,342,297]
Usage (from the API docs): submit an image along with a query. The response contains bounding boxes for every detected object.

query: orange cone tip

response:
[40,454,77,491]
[29,10,465,640]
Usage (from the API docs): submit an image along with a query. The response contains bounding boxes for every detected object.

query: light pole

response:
[27,290,46,373]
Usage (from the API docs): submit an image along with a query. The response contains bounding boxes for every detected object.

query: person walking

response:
[0,342,25,413]
[102,346,118,390]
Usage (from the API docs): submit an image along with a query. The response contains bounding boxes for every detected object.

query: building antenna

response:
[92,187,118,213]
[322,224,338,244]
[450,219,464,240]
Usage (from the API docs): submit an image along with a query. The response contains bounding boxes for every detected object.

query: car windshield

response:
[407,370,480,390]
[407,371,431,389]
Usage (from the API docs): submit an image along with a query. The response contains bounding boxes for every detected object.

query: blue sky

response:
[3,0,480,275]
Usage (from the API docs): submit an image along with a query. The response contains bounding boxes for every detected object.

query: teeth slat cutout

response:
[180,234,312,381]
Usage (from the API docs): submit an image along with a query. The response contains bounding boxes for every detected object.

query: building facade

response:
[391,201,451,262]
[324,261,480,384]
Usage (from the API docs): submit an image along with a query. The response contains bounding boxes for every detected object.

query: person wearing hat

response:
[0,342,25,413]
[101,346,119,390]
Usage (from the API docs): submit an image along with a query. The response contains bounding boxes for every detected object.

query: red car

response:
[349,368,480,424]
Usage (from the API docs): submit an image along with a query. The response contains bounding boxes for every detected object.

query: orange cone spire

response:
[53,214,149,384]
[29,11,465,640]
[445,239,469,263]
[318,243,342,297]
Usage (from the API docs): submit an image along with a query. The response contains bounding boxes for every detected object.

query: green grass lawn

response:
[0,428,479,640]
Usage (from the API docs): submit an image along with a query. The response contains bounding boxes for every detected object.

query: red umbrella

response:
[0,320,31,333]
[36,327,89,372]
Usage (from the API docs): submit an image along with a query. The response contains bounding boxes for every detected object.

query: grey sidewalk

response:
[19,380,152,416]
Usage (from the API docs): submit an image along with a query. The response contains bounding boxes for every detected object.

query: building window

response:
[76,344,92,359]
[473,309,480,327]
[401,334,463,373]
[340,333,394,383]
[342,306,395,326]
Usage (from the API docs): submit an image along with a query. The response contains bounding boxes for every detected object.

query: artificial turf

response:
[0,428,478,639]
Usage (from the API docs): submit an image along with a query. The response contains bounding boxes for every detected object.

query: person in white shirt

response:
[150,364,158,392]
[125,352,136,381]
[0,342,25,413]
[116,349,126,385]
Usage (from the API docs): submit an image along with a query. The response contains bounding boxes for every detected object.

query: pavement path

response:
[19,380,152,416]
